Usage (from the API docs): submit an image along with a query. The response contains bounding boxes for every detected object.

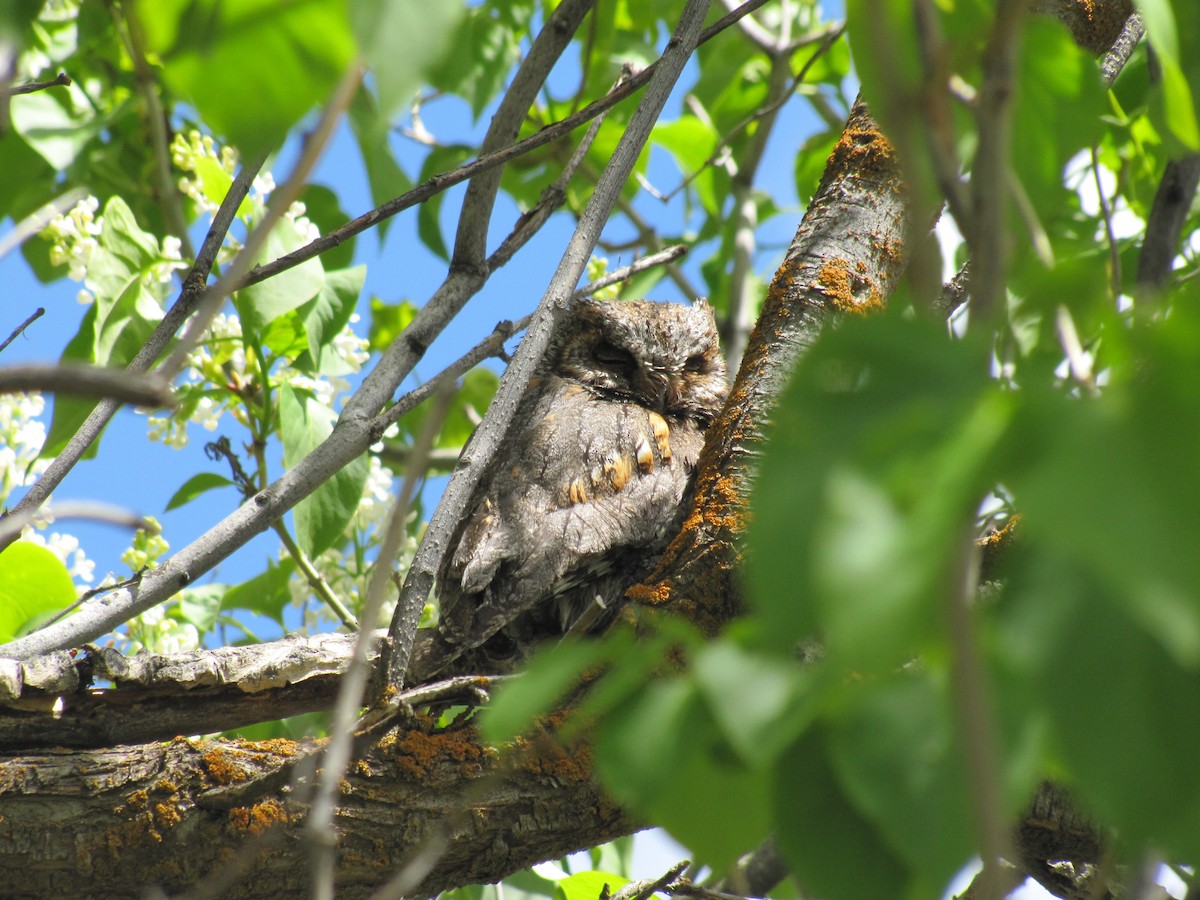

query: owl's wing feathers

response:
[438,378,704,652]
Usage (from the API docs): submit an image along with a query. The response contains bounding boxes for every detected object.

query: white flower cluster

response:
[170,131,239,216]
[43,195,101,283]
[0,392,49,506]
[0,392,97,591]
[41,196,186,308]
[125,604,200,656]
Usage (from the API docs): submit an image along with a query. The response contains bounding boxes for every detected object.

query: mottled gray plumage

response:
[431,297,727,673]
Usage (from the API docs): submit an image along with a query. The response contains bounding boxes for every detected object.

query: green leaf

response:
[692,640,811,767]
[42,302,100,458]
[369,298,419,352]
[176,584,225,633]
[234,216,325,342]
[554,872,629,900]
[1011,19,1107,218]
[165,472,237,512]
[427,4,521,118]
[351,0,462,117]
[10,80,98,170]
[222,558,297,625]
[828,674,974,897]
[300,265,366,373]
[747,312,1004,669]
[774,731,908,900]
[0,542,77,643]
[595,677,772,869]
[280,384,368,558]
[136,0,357,154]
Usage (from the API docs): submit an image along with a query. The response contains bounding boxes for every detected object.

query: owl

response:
[419,297,728,678]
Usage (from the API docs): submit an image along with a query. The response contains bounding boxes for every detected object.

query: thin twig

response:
[9,72,71,95]
[0,362,174,407]
[207,434,360,630]
[967,0,1027,324]
[0,309,45,354]
[1090,147,1122,300]
[946,532,1013,900]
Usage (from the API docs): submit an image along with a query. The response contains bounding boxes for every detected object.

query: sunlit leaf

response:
[0,542,77,643]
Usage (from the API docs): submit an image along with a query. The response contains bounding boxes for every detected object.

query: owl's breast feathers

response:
[437,377,705,654]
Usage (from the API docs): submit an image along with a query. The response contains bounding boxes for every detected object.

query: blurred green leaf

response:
[828,674,973,897]
[369,298,419,353]
[427,4,519,118]
[351,0,461,117]
[0,542,77,643]
[222,558,297,625]
[747,312,1003,669]
[774,731,908,900]
[136,0,356,154]
[692,640,810,767]
[176,584,225,633]
[595,677,772,869]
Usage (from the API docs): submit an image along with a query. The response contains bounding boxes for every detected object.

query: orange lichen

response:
[390,724,487,780]
[816,259,885,316]
[202,747,251,785]
[228,798,290,836]
[153,802,181,830]
[825,125,900,185]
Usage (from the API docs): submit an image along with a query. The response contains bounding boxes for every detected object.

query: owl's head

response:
[551,298,728,424]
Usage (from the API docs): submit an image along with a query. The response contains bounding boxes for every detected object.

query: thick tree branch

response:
[628,97,914,630]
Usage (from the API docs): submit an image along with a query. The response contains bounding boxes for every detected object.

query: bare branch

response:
[0,501,151,550]
[1136,154,1200,292]
[0,308,44,354]
[8,71,70,95]
[966,0,1027,325]
[0,362,174,407]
